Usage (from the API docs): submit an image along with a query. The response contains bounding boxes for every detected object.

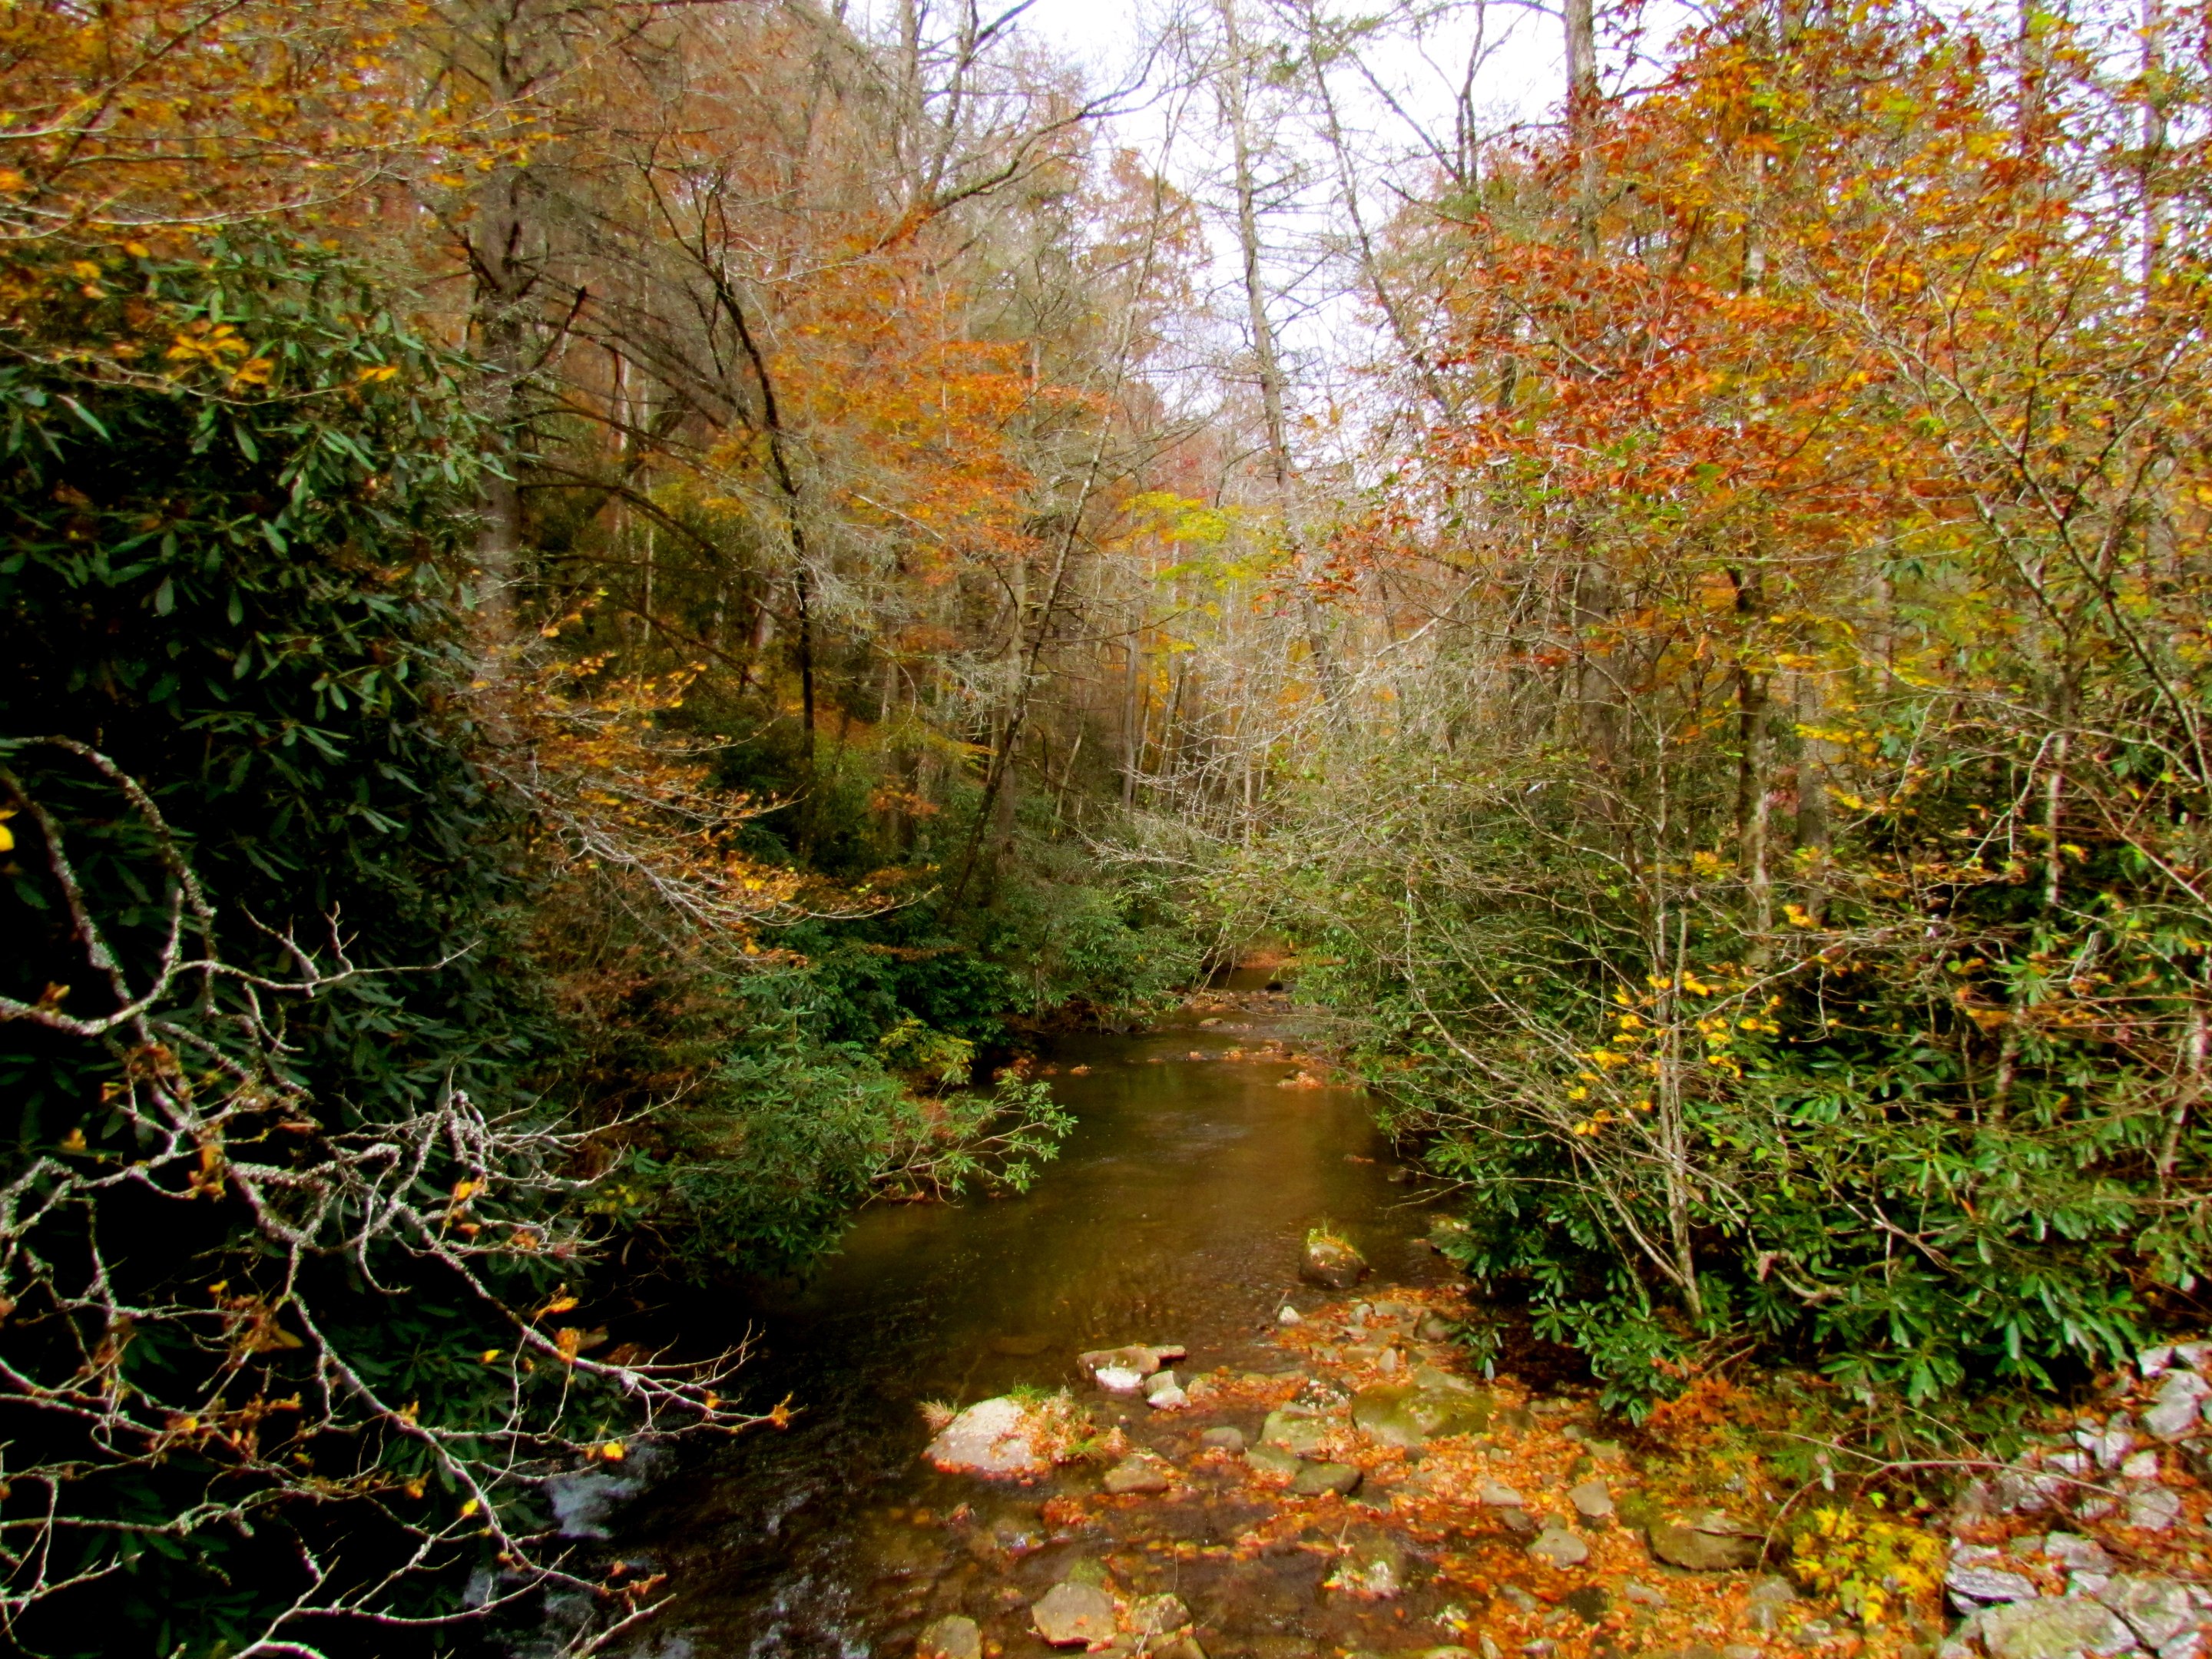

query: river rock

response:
[1147,1386,1189,1409]
[1127,1592,1192,1637]
[1247,1445,1303,1479]
[1648,1516,1760,1571]
[2144,1369,2209,1439]
[1528,1525,1591,1568]
[1035,1578,1118,1647]
[1261,1409,1330,1455]
[1352,1382,1492,1447]
[1949,1560,2040,1605]
[1412,1364,1485,1396]
[1303,1233,1369,1289]
[1103,1452,1174,1495]
[1977,1596,2140,1659]
[1080,1343,1187,1382]
[2129,1485,2184,1532]
[918,1616,983,1659]
[1095,1366,1147,1395]
[2038,1534,2115,1575]
[2078,1420,2137,1471]
[1479,1480,1525,1507]
[1745,1576,1796,1633]
[1293,1459,1363,1496]
[926,1397,1048,1477]
[1569,1479,1615,1520]
[1562,1585,1610,1623]
[1200,1425,1246,1452]
[1330,1532,1405,1598]
[2099,1576,2197,1647]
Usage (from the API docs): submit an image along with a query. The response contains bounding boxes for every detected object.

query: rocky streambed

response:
[600,989,2212,1659]
[902,1290,2212,1659]
[905,1283,1849,1659]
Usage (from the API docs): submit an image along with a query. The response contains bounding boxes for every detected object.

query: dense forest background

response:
[5,0,2212,1651]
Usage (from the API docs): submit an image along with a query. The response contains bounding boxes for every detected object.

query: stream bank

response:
[593,989,2212,1659]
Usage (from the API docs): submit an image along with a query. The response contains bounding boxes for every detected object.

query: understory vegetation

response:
[7,0,2212,1651]
[1199,0,2212,1435]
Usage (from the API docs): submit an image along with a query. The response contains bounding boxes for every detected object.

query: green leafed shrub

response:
[0,239,737,1657]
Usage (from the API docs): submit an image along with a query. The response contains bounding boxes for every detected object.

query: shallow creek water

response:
[605,983,1459,1658]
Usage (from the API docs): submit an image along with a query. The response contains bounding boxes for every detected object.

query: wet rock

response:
[1200,1426,1247,1452]
[1496,1507,1539,1535]
[544,1465,644,1538]
[1292,1459,1363,1496]
[1103,1452,1174,1495]
[1329,1532,1405,1598]
[1247,1445,1303,1479]
[1379,1348,1402,1375]
[1976,1596,2139,1659]
[1126,1592,1192,1637]
[1035,1578,1119,1647]
[1080,1344,1187,1382]
[1278,1305,1304,1326]
[2164,1636,2204,1659]
[2098,1576,2197,1647]
[1624,1582,1667,1607]
[1648,1517,1760,1571]
[918,1615,983,1659]
[1351,1382,1492,1448]
[1303,1233,1369,1290]
[984,1512,1045,1555]
[2123,1451,2161,1479]
[1479,1480,1526,1508]
[1145,1369,1181,1395]
[1569,1479,1615,1521]
[1147,1386,1189,1410]
[1562,1586,1610,1623]
[1528,1525,1590,1568]
[2128,1485,2183,1532]
[2144,1369,2208,1439]
[1419,1314,1455,1342]
[1261,1409,1330,1455]
[1096,1366,1147,1396]
[926,1397,1048,1478]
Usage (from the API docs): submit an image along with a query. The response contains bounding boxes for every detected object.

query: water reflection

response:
[606,994,1452,1657]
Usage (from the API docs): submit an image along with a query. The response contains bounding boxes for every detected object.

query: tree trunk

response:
[1215,0,1336,703]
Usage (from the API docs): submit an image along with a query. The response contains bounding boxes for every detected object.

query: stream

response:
[598,976,1459,1658]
